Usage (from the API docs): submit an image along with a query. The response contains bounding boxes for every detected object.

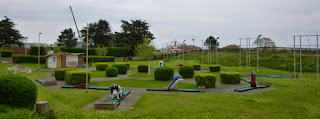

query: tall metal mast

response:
[69,6,80,38]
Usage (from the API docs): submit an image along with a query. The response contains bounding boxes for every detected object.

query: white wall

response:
[47,56,57,68]
[66,55,78,67]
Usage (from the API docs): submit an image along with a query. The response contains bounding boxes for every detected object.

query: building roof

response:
[45,52,85,57]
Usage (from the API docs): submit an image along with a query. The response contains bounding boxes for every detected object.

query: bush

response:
[54,68,76,80]
[105,67,118,77]
[60,47,96,55]
[0,50,13,58]
[193,64,201,70]
[138,65,148,73]
[179,66,194,78]
[194,74,216,88]
[96,63,108,70]
[209,65,220,72]
[220,72,241,84]
[65,70,91,85]
[84,56,115,62]
[0,74,37,109]
[154,67,174,81]
[122,63,130,69]
[112,64,128,74]
[107,47,128,57]
[12,55,45,63]
[29,46,46,55]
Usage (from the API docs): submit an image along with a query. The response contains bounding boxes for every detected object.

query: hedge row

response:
[107,47,128,57]
[12,55,45,63]
[154,67,174,81]
[209,65,220,72]
[0,74,37,109]
[65,70,91,85]
[194,74,216,88]
[193,64,201,70]
[54,68,76,80]
[105,67,118,77]
[112,64,128,74]
[29,46,46,55]
[96,63,108,70]
[179,66,194,78]
[84,56,115,62]
[138,65,148,73]
[60,47,96,55]
[220,72,241,84]
[0,50,14,58]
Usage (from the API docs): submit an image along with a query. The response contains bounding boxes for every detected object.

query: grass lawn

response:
[90,79,196,88]
[90,70,106,78]
[18,63,46,69]
[0,61,11,74]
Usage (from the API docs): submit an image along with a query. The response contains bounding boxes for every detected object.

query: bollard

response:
[251,71,256,88]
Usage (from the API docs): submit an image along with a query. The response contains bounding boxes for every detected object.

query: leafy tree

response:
[114,19,155,56]
[57,28,77,47]
[0,16,26,47]
[135,38,156,75]
[80,19,112,47]
[204,36,219,50]
[96,45,108,56]
[253,37,276,50]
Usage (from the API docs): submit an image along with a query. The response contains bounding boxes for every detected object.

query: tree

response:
[57,28,77,47]
[204,36,219,50]
[135,38,156,75]
[0,16,26,47]
[114,19,155,56]
[80,19,112,47]
[253,37,276,50]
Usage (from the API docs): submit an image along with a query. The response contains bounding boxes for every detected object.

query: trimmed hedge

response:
[209,65,220,72]
[220,72,241,84]
[84,56,115,62]
[105,67,118,77]
[154,67,174,81]
[112,64,128,74]
[29,46,46,55]
[54,68,76,80]
[60,47,96,55]
[121,63,130,69]
[0,50,14,58]
[179,66,194,78]
[193,64,201,70]
[65,70,91,85]
[0,74,37,109]
[12,55,45,63]
[194,74,216,88]
[138,65,148,73]
[96,63,108,71]
[107,47,128,57]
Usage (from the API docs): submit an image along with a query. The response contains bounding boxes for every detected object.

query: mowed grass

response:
[18,63,46,69]
[0,61,11,74]
[90,79,196,88]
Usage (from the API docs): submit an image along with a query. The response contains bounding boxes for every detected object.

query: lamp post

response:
[183,40,185,62]
[257,35,262,71]
[38,32,42,75]
[308,39,310,50]
[202,40,203,64]
[192,39,194,51]
[216,37,219,65]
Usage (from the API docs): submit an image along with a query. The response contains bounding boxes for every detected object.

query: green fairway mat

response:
[61,85,109,90]
[146,88,200,92]
[36,79,45,83]
[106,90,131,107]
[234,84,269,92]
[61,85,75,88]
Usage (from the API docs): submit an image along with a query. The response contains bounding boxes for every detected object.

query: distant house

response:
[45,52,84,69]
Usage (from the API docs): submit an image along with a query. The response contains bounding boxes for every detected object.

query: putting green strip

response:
[61,85,75,88]
[106,90,131,107]
[36,79,45,83]
[234,85,269,92]
[146,88,200,92]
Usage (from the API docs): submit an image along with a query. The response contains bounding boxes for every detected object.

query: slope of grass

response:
[18,63,46,69]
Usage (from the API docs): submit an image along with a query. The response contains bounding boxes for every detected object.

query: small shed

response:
[45,52,84,69]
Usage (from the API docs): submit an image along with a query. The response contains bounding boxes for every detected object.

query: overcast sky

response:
[1,0,320,48]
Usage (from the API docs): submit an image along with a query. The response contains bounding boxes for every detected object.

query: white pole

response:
[300,36,302,80]
[246,39,248,69]
[210,38,212,65]
[216,38,219,65]
[208,40,209,65]
[249,38,251,69]
[239,39,241,68]
[317,35,319,82]
[202,40,203,64]
[294,36,296,79]
[257,37,259,71]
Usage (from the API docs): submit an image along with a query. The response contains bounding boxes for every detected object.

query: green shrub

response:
[12,55,45,63]
[84,56,115,62]
[107,47,128,57]
[122,63,130,69]
[194,74,216,88]
[193,64,201,70]
[54,68,76,80]
[112,64,128,74]
[0,74,37,109]
[154,67,174,81]
[0,50,13,58]
[209,65,220,72]
[220,72,241,84]
[29,46,46,55]
[138,65,148,73]
[96,63,108,70]
[60,47,96,55]
[65,70,91,85]
[179,66,194,78]
[105,67,118,77]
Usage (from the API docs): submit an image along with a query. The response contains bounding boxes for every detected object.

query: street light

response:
[38,32,42,75]
[216,37,219,65]
[308,39,310,50]
[257,35,262,71]
[192,39,194,51]
[183,40,186,62]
